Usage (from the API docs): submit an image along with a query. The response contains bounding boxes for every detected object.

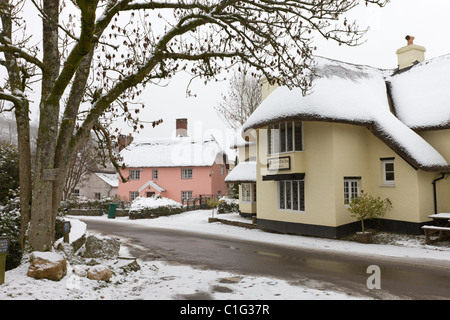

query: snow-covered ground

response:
[1,209,449,300]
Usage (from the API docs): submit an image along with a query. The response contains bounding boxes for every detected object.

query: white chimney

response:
[396,35,426,70]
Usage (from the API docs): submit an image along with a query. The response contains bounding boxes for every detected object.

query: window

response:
[94,192,101,200]
[130,191,139,201]
[278,180,305,211]
[221,166,224,175]
[242,183,252,202]
[181,168,193,179]
[344,178,360,205]
[181,191,193,201]
[268,121,303,154]
[381,159,395,185]
[152,169,158,180]
[129,169,140,180]
[241,183,256,203]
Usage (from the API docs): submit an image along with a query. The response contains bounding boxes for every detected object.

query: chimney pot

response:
[176,118,188,137]
[405,35,415,45]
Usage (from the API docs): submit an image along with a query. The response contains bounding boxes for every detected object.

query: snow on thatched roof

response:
[242,57,449,172]
[119,136,225,168]
[225,161,256,183]
[388,53,450,130]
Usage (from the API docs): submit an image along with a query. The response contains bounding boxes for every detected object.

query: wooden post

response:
[63,221,71,243]
[0,237,10,285]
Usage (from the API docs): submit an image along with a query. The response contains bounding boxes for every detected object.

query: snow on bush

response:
[129,196,182,211]
[128,196,183,220]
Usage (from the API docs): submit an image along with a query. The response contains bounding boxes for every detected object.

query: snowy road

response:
[80,216,450,300]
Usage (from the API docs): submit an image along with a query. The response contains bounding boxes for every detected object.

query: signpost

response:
[63,221,71,243]
[0,237,9,285]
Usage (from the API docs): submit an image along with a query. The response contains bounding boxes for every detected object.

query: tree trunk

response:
[28,0,60,251]
[15,102,32,250]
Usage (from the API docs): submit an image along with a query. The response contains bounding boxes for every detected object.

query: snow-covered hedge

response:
[217,197,239,214]
[128,196,184,220]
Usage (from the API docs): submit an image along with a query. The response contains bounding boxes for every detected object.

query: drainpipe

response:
[432,173,447,214]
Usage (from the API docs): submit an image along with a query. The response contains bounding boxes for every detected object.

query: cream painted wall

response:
[236,139,258,214]
[418,130,450,216]
[420,129,450,163]
[255,121,449,229]
[256,122,337,227]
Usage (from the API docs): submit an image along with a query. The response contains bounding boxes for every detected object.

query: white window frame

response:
[152,169,158,180]
[268,121,303,155]
[241,183,254,203]
[181,191,193,201]
[129,169,140,180]
[277,180,305,212]
[382,159,395,186]
[181,168,193,179]
[344,178,360,205]
[130,191,139,201]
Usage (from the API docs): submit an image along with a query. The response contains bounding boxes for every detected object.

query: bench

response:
[422,225,450,244]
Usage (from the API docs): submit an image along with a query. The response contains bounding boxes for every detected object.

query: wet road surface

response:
[79,218,450,299]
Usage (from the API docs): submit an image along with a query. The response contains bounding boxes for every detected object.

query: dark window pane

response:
[280,123,286,153]
[287,122,293,152]
[294,122,303,151]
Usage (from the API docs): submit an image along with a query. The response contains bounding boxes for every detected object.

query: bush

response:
[128,196,185,219]
[217,198,239,214]
[0,196,22,270]
[347,191,391,233]
[0,144,20,205]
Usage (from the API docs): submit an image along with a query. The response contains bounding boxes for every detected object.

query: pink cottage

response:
[118,119,228,203]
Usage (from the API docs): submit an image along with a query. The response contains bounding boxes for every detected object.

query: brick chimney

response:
[118,133,133,151]
[176,118,188,137]
[396,35,426,70]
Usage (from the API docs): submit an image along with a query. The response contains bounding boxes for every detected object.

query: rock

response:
[116,258,141,273]
[56,242,74,258]
[87,265,112,282]
[27,251,67,281]
[71,233,86,253]
[72,265,87,277]
[83,235,120,259]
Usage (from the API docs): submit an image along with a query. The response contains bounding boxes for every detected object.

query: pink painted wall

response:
[118,164,228,203]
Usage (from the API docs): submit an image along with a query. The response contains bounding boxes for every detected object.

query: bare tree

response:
[215,66,261,131]
[0,0,389,251]
[62,137,103,200]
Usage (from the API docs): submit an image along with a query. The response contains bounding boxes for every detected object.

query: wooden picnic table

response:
[423,213,450,244]
[427,213,450,227]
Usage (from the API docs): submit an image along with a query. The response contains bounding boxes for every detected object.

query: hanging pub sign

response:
[267,156,290,171]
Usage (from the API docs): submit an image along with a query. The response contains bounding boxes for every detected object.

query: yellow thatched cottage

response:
[240,36,450,238]
[225,129,257,218]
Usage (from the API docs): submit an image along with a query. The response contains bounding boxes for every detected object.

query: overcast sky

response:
[130,0,450,149]
[5,1,450,151]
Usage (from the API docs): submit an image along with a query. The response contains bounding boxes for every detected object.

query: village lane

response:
[79,217,450,300]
